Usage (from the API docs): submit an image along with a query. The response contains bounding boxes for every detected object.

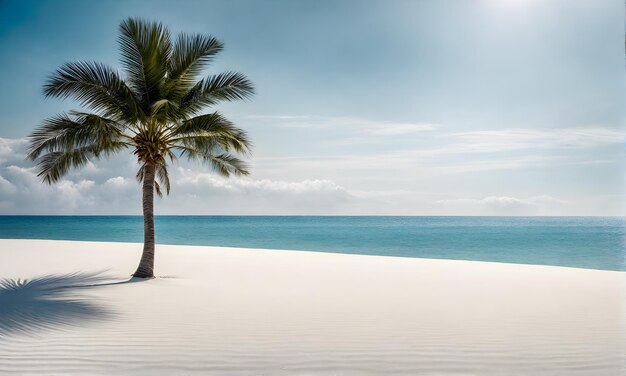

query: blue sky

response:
[0,0,624,215]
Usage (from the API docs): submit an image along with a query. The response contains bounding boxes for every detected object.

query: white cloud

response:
[363,123,439,136]
[250,115,622,151]
[177,167,348,194]
[248,115,439,136]
[0,164,102,213]
[446,127,624,153]
[0,142,357,214]
[167,168,354,214]
[105,176,129,188]
[437,195,569,215]
[0,175,16,195]
[0,137,28,165]
[249,116,623,176]
[0,134,621,215]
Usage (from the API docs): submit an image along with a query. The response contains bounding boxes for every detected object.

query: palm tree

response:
[27,18,254,278]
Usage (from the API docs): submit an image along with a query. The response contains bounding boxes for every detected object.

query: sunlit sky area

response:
[0,0,624,215]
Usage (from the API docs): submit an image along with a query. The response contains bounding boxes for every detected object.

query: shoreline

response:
[1,239,625,375]
[1,237,625,274]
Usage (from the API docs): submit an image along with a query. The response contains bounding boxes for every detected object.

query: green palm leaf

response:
[165,33,224,96]
[35,142,126,184]
[171,112,251,156]
[28,112,128,161]
[179,71,254,115]
[43,62,142,122]
[118,17,172,111]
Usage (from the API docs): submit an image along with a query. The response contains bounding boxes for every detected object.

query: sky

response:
[0,0,624,215]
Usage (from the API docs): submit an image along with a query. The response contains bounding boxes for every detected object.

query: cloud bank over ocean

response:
[0,124,621,216]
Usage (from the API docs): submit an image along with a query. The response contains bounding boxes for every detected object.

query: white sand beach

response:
[0,239,624,375]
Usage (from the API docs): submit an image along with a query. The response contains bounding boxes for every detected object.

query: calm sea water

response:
[0,216,624,271]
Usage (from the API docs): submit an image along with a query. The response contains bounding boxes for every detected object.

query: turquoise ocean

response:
[0,216,624,271]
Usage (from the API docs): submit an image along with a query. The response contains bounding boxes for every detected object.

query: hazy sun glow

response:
[488,0,536,9]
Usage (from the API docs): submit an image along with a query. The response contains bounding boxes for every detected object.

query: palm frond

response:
[150,98,182,122]
[136,161,171,197]
[28,112,128,161]
[204,152,250,177]
[155,162,171,196]
[164,33,223,97]
[43,61,142,122]
[135,163,146,184]
[179,72,254,115]
[174,144,249,177]
[34,142,125,184]
[118,17,172,110]
[170,112,251,156]
[36,149,92,184]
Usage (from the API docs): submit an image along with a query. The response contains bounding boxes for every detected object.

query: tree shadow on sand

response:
[0,271,143,337]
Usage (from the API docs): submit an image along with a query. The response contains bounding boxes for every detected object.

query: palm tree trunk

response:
[133,163,156,278]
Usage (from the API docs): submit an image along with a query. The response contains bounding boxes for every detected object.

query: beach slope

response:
[0,239,624,375]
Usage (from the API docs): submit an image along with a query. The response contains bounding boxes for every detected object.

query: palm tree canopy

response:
[28,18,254,196]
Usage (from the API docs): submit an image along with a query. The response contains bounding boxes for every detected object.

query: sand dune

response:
[0,239,624,375]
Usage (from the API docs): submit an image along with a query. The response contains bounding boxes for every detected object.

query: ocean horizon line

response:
[1,216,623,271]
[0,214,623,218]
